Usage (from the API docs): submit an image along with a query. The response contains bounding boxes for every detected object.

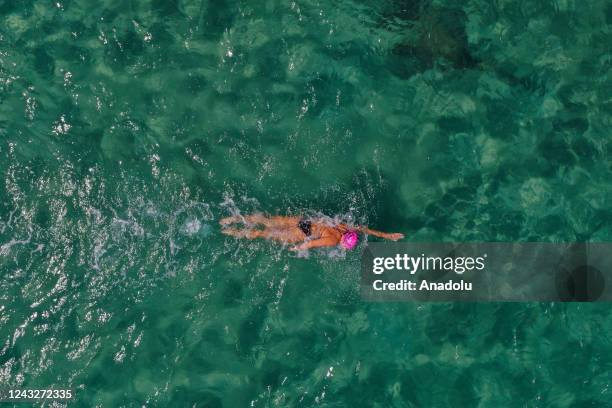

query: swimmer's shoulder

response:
[313,223,342,239]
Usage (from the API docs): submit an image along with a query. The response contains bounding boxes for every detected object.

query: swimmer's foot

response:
[220,213,267,227]
[221,227,245,237]
[221,227,265,240]
[220,216,241,226]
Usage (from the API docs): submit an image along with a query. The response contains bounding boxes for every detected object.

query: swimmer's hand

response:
[385,233,404,241]
[359,227,404,241]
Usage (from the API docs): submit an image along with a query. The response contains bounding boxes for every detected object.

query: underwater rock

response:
[383,2,477,77]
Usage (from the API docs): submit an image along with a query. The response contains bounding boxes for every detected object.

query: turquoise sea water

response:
[1,0,612,406]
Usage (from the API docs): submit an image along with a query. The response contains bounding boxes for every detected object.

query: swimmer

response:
[220,213,404,251]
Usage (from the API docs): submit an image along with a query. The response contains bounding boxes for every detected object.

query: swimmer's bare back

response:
[219,213,404,251]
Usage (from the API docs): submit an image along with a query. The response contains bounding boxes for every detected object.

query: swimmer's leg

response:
[221,227,304,244]
[221,227,267,239]
[220,213,269,227]
[266,216,301,228]
[244,214,270,225]
[231,215,298,228]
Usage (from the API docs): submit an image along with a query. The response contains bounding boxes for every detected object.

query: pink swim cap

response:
[340,231,359,250]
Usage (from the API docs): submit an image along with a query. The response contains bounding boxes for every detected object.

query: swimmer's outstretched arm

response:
[355,226,404,241]
[289,237,338,251]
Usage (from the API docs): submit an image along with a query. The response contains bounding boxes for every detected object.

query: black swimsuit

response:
[298,219,312,236]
